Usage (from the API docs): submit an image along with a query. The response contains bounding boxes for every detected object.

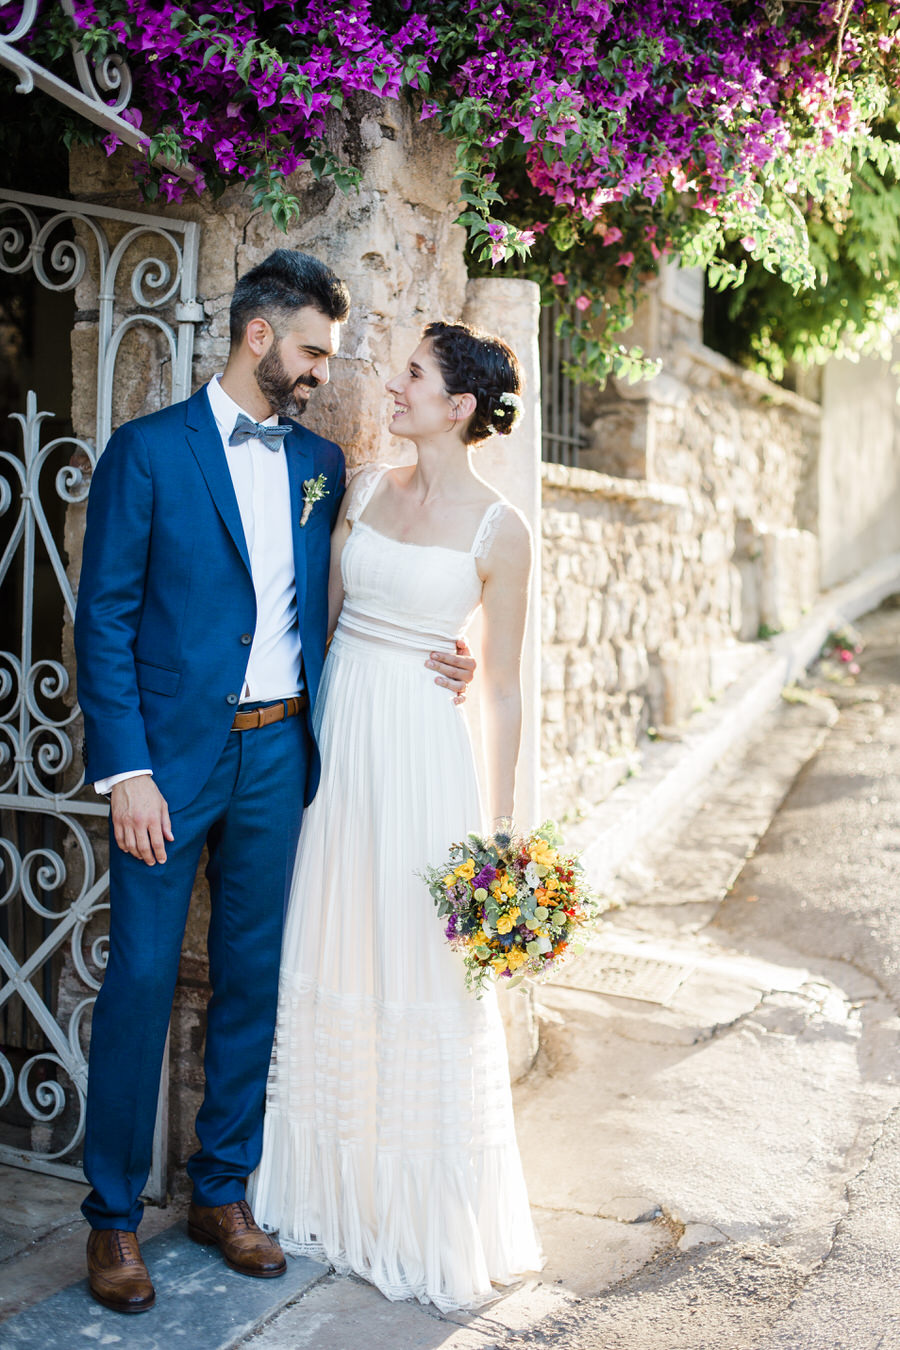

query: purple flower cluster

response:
[60,0,900,275]
[65,0,440,202]
[472,864,497,891]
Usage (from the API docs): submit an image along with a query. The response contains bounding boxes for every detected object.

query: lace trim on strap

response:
[471,501,515,559]
[346,463,391,525]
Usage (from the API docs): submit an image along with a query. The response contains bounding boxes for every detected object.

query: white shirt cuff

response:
[94,769,153,796]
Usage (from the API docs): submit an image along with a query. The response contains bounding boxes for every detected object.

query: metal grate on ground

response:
[550,947,695,1005]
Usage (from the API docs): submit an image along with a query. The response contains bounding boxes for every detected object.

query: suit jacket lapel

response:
[184,388,252,576]
[285,424,315,636]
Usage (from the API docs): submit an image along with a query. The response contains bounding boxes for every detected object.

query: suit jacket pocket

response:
[135,659,181,697]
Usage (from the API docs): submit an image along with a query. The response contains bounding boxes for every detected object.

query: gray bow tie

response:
[229,412,290,452]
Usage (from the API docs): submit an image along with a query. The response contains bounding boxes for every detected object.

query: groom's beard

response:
[255,343,319,418]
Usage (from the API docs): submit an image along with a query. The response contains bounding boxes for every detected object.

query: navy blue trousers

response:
[81,714,310,1230]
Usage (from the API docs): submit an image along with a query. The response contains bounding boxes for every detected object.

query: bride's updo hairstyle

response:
[424,321,523,444]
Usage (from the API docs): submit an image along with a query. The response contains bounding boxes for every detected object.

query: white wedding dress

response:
[249,464,542,1312]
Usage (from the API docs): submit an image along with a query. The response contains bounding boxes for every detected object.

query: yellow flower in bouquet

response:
[529,839,558,867]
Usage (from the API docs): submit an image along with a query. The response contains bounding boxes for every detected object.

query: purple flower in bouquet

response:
[445,914,459,941]
[472,864,497,891]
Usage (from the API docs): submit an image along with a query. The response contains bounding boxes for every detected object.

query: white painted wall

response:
[819,354,900,589]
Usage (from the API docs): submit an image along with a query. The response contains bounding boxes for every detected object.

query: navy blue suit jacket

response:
[74,386,345,814]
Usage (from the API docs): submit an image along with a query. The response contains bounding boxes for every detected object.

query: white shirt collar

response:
[207,374,280,439]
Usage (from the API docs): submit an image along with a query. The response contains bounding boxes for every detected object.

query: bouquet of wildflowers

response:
[422,820,599,995]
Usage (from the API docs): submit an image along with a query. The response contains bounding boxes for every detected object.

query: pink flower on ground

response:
[551,271,567,285]
[848,663,861,676]
[838,648,853,663]
[575,294,591,311]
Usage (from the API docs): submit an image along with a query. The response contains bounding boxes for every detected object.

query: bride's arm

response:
[478,510,533,823]
[327,513,349,641]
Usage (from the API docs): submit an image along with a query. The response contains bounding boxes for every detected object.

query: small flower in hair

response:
[492,391,524,430]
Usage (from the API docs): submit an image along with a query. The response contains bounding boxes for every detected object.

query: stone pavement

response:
[2,599,899,1350]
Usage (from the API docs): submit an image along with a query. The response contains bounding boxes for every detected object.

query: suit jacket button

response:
[226,693,238,706]
[240,633,252,645]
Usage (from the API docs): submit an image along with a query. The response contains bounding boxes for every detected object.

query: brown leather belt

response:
[231,694,308,731]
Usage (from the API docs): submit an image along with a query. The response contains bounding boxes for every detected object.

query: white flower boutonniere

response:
[300,473,329,526]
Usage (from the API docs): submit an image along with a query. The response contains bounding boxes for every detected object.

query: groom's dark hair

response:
[229,249,350,347]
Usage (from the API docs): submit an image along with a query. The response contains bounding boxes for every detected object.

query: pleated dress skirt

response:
[249,594,543,1311]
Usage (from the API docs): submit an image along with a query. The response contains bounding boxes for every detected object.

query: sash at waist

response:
[336,603,459,654]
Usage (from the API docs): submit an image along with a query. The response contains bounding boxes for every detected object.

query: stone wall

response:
[68,95,468,455]
[540,271,821,824]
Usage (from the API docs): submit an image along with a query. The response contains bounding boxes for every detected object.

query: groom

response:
[74,249,474,1313]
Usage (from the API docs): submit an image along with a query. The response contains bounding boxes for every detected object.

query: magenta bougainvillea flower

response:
[45,0,900,381]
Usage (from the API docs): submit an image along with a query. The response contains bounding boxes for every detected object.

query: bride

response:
[249,320,543,1311]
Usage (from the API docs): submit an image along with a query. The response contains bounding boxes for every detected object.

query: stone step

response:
[0,1225,328,1349]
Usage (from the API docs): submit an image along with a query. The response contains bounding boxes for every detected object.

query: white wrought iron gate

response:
[0,189,201,1195]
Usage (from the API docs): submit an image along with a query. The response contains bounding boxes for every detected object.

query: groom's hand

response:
[427,639,476,706]
[111,777,174,866]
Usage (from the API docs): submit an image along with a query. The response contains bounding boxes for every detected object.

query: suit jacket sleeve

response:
[74,421,154,782]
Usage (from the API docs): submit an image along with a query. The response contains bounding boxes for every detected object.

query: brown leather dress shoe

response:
[187,1199,287,1277]
[86,1228,155,1313]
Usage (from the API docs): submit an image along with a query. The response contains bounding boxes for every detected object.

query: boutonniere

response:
[300,473,329,526]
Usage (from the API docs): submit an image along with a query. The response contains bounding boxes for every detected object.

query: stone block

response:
[556,586,588,643]
[565,654,595,691]
[600,585,632,641]
[594,640,619,691]
[542,656,566,693]
[700,528,726,566]
[758,527,820,632]
[542,692,565,724]
[614,641,650,693]
[585,594,603,644]
[654,640,709,725]
[541,589,557,636]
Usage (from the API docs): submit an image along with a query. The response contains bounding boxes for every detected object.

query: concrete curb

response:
[576,551,900,890]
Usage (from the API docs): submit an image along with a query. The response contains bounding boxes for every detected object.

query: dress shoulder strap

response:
[346,463,391,525]
[470,500,519,559]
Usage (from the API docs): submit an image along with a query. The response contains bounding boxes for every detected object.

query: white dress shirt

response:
[95,375,303,795]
